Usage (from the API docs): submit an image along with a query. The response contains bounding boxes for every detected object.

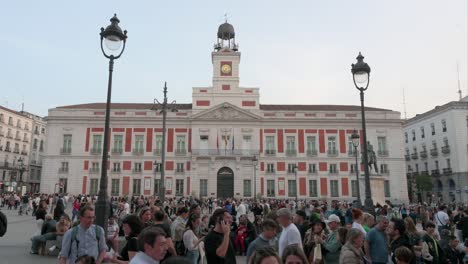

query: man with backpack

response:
[59,205,107,264]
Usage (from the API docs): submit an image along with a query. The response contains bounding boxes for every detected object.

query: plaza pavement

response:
[0,206,247,264]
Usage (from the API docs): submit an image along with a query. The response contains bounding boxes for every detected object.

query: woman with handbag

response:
[303,220,327,264]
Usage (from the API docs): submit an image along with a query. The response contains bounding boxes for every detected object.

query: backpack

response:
[68,225,102,258]
[0,211,7,237]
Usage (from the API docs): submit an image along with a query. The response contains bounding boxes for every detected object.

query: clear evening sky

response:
[1,1,466,118]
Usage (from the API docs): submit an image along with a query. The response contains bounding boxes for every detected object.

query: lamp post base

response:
[95,195,110,231]
[364,197,374,214]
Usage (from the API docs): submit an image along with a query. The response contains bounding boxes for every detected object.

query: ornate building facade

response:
[41,22,408,203]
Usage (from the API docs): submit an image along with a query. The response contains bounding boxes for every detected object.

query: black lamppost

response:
[252,156,258,200]
[351,129,362,208]
[95,14,127,232]
[407,167,414,203]
[351,52,373,213]
[17,157,25,192]
[293,164,298,206]
[153,83,177,203]
[153,160,160,197]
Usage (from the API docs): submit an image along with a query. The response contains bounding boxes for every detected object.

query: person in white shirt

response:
[351,208,367,235]
[183,213,203,264]
[434,205,450,238]
[236,200,246,224]
[129,227,168,264]
[277,208,303,257]
[124,201,130,214]
[107,215,120,253]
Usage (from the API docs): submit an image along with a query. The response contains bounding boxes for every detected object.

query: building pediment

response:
[192,102,261,121]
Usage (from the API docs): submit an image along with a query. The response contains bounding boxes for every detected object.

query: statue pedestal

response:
[359,174,386,206]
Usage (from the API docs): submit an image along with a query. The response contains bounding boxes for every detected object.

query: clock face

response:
[221,64,232,74]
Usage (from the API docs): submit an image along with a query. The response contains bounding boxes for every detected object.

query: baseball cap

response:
[325,214,341,223]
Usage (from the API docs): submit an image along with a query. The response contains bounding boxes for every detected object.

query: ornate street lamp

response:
[252,156,258,200]
[351,129,362,208]
[95,14,127,233]
[351,52,373,213]
[17,157,26,192]
[153,160,161,198]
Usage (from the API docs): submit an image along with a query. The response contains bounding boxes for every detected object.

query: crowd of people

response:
[1,192,468,264]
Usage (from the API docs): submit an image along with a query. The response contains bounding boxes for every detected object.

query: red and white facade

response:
[41,24,408,204]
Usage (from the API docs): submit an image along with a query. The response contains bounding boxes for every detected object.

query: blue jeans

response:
[31,233,57,253]
[186,249,200,264]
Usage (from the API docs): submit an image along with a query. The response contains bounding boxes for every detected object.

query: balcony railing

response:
[441,146,450,154]
[266,169,275,174]
[175,169,185,173]
[111,168,121,173]
[0,132,4,137]
[132,149,144,155]
[132,168,142,174]
[153,149,162,155]
[6,134,13,139]
[329,170,339,175]
[327,149,338,157]
[15,136,21,141]
[60,148,72,155]
[0,162,9,168]
[23,138,29,143]
[265,149,276,156]
[307,149,318,156]
[420,151,427,159]
[378,150,389,156]
[286,149,297,156]
[405,154,410,161]
[90,148,101,155]
[192,149,260,157]
[430,148,438,157]
[443,168,452,175]
[89,168,100,173]
[431,169,440,177]
[308,169,317,174]
[21,151,27,156]
[30,160,36,165]
[4,147,11,152]
[411,153,418,159]
[13,149,19,154]
[175,149,187,156]
[58,168,69,173]
[348,149,357,156]
[111,148,123,155]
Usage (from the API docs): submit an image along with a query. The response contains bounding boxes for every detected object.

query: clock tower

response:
[192,21,259,110]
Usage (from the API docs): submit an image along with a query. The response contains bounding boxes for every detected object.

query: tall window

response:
[350,164,356,173]
[441,120,447,132]
[91,162,100,172]
[154,135,162,154]
[112,162,121,172]
[243,180,252,197]
[113,135,123,152]
[306,136,317,155]
[384,180,390,197]
[435,160,439,170]
[134,135,144,153]
[308,164,317,173]
[39,140,44,152]
[266,163,275,173]
[348,137,355,155]
[431,123,435,135]
[309,180,317,197]
[288,180,297,197]
[133,179,141,195]
[286,136,296,155]
[327,136,337,155]
[443,137,449,147]
[133,162,142,172]
[111,179,120,196]
[90,179,99,195]
[330,180,339,197]
[33,139,38,150]
[329,164,338,174]
[420,127,425,138]
[351,180,358,197]
[265,136,275,154]
[176,136,186,154]
[176,179,184,196]
[176,163,184,172]
[287,163,296,173]
[377,137,387,155]
[92,135,102,152]
[424,162,428,172]
[380,164,389,174]
[404,132,408,143]
[415,164,419,173]
[267,180,275,197]
[60,162,69,173]
[411,130,416,141]
[200,179,208,197]
[446,159,451,168]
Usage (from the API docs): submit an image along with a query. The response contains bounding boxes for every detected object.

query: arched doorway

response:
[217,167,234,198]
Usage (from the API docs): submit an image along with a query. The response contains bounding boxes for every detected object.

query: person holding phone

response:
[204,208,236,264]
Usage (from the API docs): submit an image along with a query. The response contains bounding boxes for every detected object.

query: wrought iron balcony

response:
[89,168,100,173]
[13,149,19,154]
[327,149,338,157]
[441,146,450,154]
[431,169,440,177]
[60,148,72,155]
[15,136,21,141]
[266,169,276,174]
[378,150,389,156]
[4,147,11,152]
[153,149,162,155]
[21,151,27,156]
[286,149,297,156]
[23,138,29,143]
[58,168,69,173]
[132,148,144,155]
[192,149,261,157]
[132,168,142,174]
[420,150,427,159]
[443,168,452,175]
[111,168,121,173]
[430,148,438,157]
[307,149,318,156]
[175,149,187,156]
[405,154,410,161]
[329,170,339,175]
[90,148,101,155]
[265,149,276,156]
[308,169,317,174]
[411,153,418,160]
[175,169,185,174]
[6,134,13,139]
[111,148,123,155]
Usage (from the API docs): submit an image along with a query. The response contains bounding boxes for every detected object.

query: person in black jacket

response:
[421,222,446,264]
[442,235,465,264]
[388,218,415,264]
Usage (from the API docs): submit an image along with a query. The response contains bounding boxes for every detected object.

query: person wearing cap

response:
[294,210,309,241]
[277,208,303,257]
[323,214,342,264]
